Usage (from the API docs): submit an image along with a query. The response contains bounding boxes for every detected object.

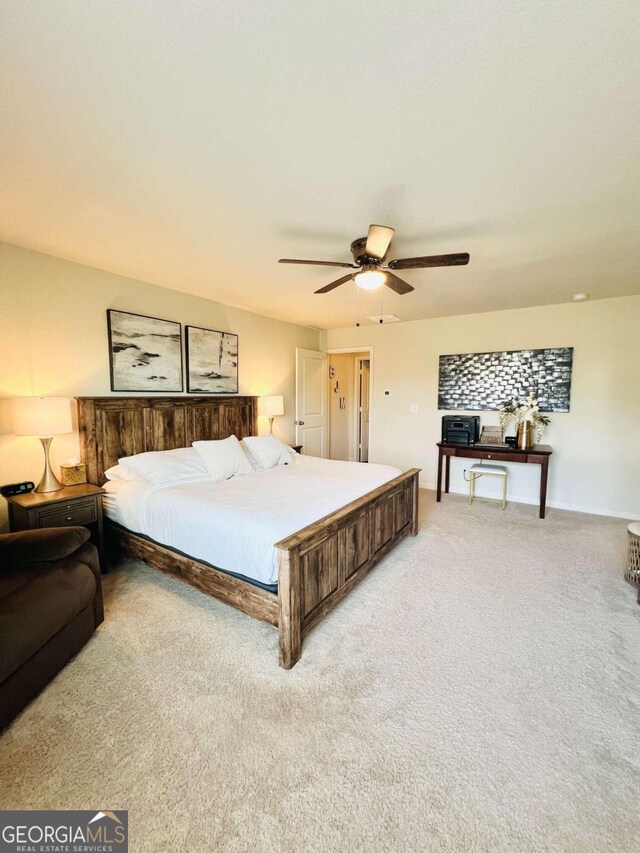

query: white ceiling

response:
[1,1,639,329]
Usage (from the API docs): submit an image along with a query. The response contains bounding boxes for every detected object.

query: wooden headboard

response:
[76,396,257,485]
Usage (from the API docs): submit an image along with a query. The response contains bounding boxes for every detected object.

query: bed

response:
[77,396,420,668]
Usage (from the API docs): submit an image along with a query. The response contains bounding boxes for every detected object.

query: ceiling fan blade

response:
[384,272,414,295]
[387,252,470,270]
[315,273,354,294]
[365,224,395,260]
[279,258,356,268]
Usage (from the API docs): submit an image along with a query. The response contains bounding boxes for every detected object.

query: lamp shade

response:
[13,397,72,437]
[258,395,284,418]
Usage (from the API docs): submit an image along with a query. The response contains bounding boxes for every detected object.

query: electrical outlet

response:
[409,403,419,413]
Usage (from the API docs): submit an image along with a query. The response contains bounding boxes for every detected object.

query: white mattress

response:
[102,455,402,586]
[101,487,119,518]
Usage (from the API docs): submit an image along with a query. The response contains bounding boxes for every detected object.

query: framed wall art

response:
[185,325,239,394]
[438,347,573,412]
[107,309,183,392]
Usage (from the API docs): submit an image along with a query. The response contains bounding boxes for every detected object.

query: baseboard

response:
[421,481,639,521]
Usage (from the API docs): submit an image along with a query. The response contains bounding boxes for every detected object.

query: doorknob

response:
[294,420,305,425]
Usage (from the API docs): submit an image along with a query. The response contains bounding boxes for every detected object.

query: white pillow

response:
[118,447,209,484]
[192,435,254,482]
[242,435,294,469]
[239,439,264,469]
[104,464,131,481]
[240,438,295,469]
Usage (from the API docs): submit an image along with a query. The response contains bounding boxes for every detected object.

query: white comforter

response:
[103,455,401,585]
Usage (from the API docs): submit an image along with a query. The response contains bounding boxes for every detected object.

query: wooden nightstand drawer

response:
[7,483,106,571]
[38,498,97,528]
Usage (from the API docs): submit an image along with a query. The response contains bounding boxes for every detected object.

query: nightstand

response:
[7,484,106,571]
[290,445,303,454]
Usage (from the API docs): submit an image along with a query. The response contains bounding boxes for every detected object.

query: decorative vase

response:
[516,422,533,450]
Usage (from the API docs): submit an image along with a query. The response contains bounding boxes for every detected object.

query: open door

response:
[295,348,327,457]
[358,358,370,462]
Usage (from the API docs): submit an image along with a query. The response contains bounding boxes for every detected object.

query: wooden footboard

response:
[275,468,420,668]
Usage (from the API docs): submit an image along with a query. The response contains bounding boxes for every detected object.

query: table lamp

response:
[257,395,284,434]
[12,397,72,492]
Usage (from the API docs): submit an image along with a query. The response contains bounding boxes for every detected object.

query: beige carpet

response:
[1,491,639,852]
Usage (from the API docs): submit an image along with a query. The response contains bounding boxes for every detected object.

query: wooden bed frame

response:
[77,396,420,668]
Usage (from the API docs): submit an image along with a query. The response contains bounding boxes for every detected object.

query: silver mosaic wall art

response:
[438,347,573,412]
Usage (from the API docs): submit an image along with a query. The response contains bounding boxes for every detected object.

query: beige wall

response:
[0,243,319,529]
[322,296,640,519]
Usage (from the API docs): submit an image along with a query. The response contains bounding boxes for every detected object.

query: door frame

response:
[354,356,371,462]
[325,346,374,463]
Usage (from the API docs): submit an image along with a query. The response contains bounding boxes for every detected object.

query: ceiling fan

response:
[279,224,469,294]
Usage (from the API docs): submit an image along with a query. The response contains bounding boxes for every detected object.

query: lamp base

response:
[268,417,275,434]
[36,436,63,493]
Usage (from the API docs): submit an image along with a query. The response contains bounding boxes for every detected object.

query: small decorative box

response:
[60,463,87,486]
[479,426,504,445]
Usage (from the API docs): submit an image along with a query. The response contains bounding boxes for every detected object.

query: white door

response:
[295,348,327,457]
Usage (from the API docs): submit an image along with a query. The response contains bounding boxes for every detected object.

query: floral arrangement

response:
[499,395,551,442]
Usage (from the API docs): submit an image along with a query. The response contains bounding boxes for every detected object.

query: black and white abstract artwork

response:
[107,310,183,392]
[186,326,238,394]
[438,347,573,412]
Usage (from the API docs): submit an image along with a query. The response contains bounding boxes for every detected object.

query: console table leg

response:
[539,457,549,519]
[436,449,443,502]
[445,455,451,494]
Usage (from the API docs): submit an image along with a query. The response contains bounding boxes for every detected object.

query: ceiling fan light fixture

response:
[354,270,386,290]
[280,224,469,296]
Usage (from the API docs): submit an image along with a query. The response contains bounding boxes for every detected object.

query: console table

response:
[436,442,553,519]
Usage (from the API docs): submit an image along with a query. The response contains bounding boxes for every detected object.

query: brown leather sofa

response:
[0,526,104,730]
